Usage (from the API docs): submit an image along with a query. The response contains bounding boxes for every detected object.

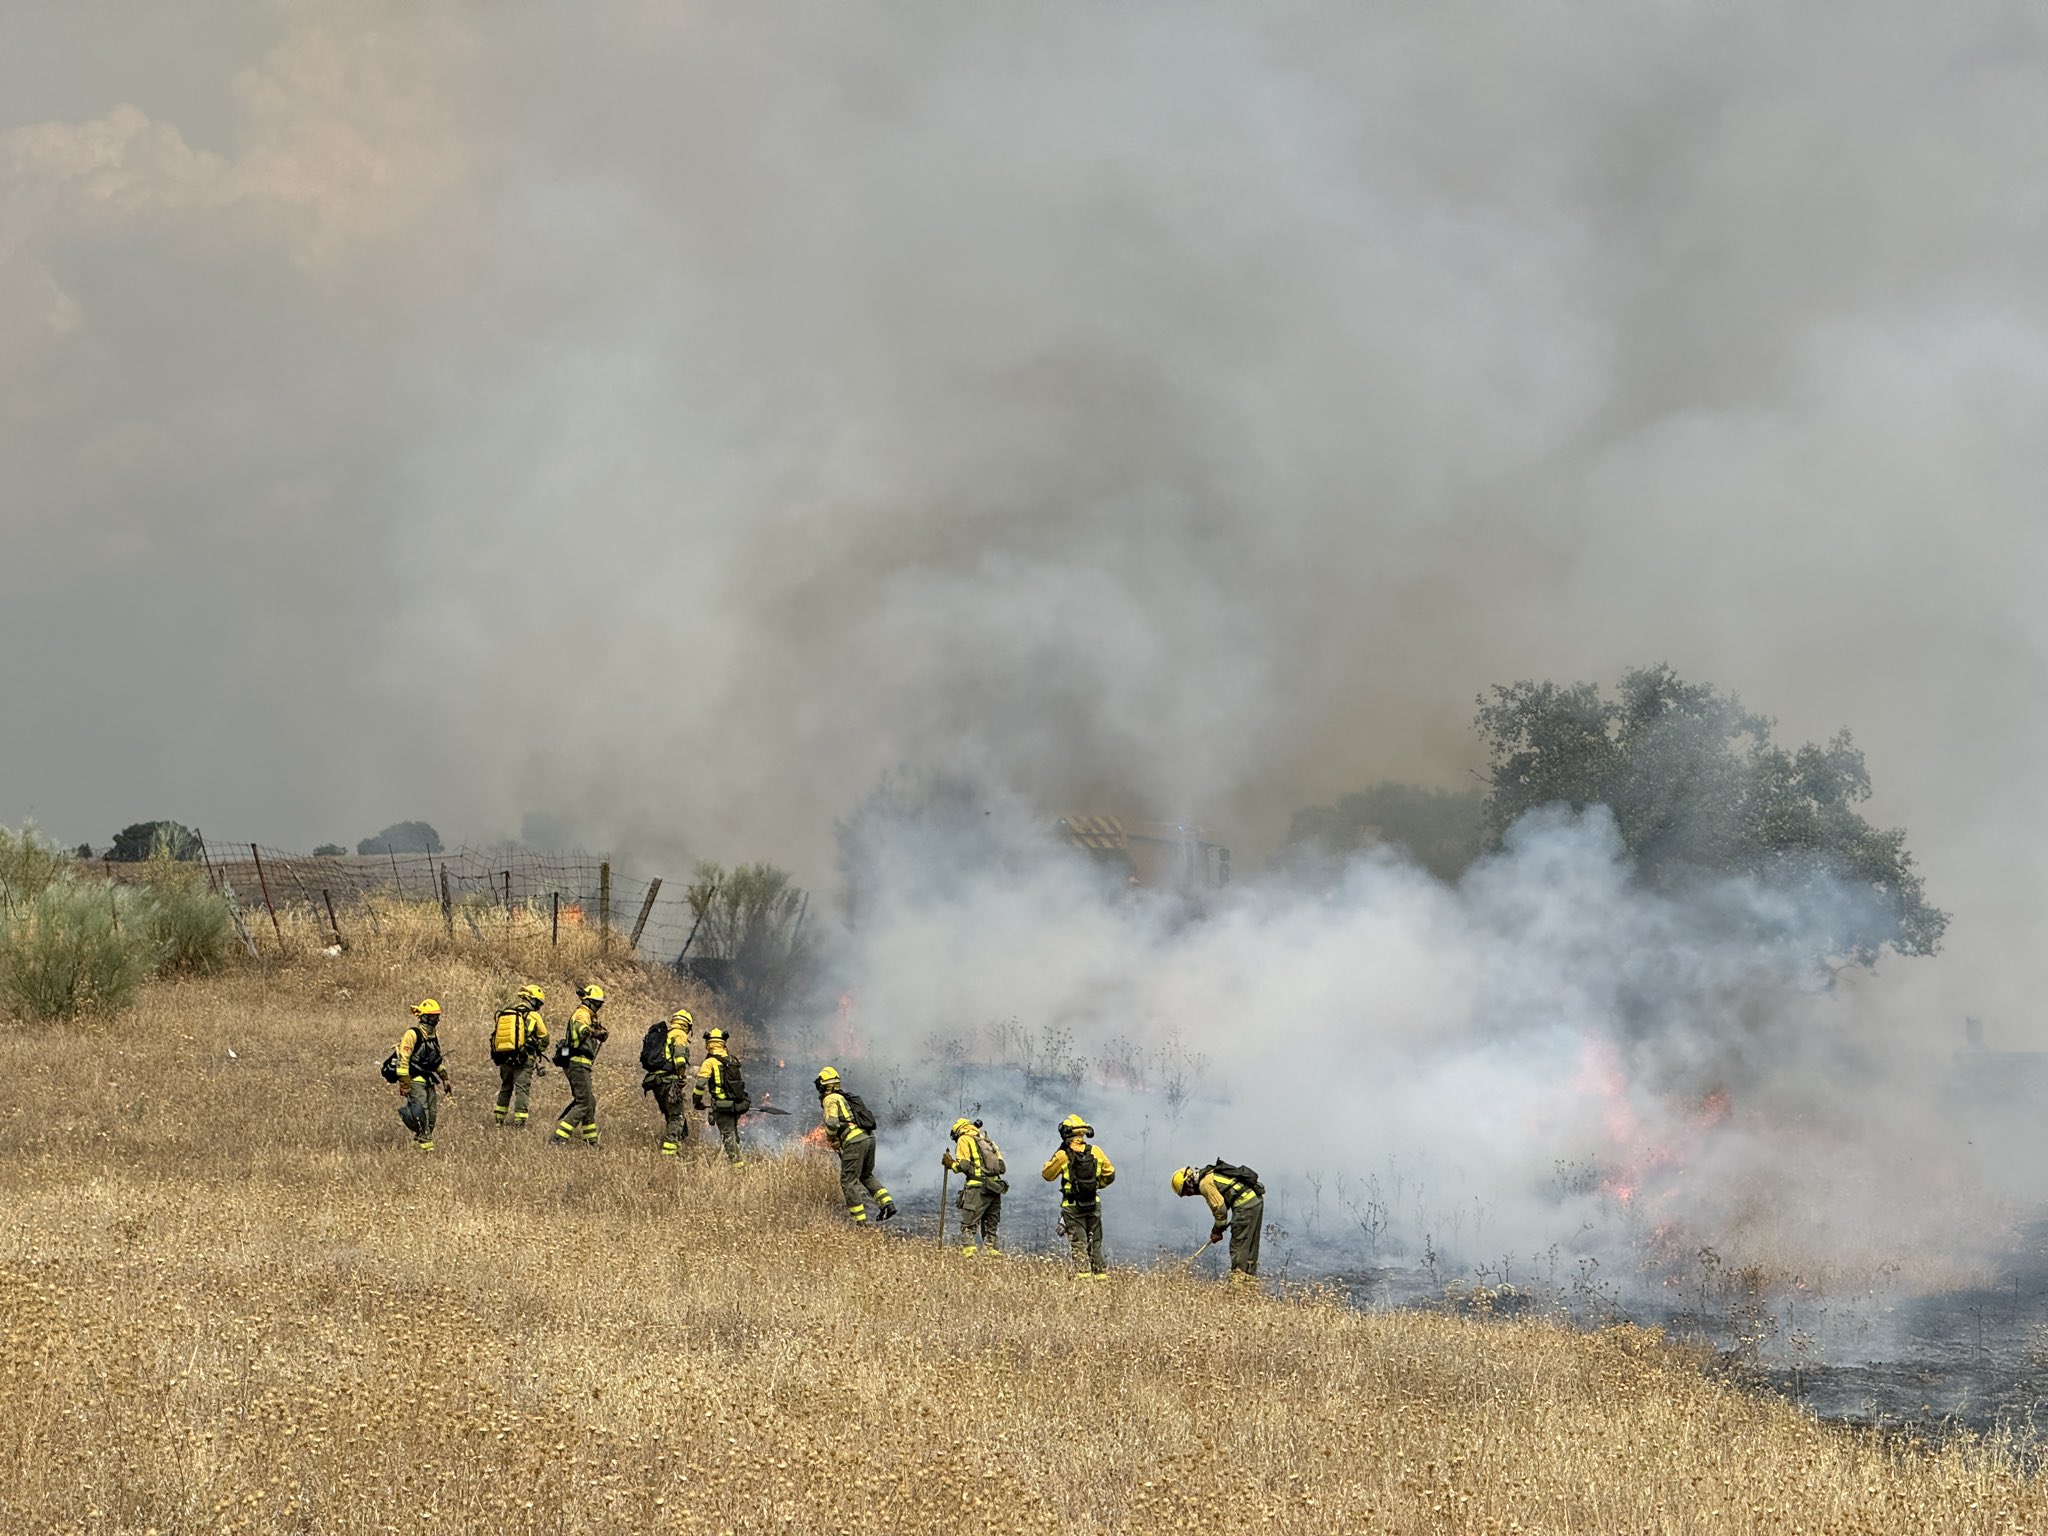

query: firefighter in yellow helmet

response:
[692,1027,748,1165]
[643,1007,693,1156]
[1173,1160,1266,1283]
[551,983,608,1147]
[390,999,450,1152]
[816,1067,895,1224]
[1042,1114,1114,1278]
[941,1117,1008,1256]
[490,983,549,1128]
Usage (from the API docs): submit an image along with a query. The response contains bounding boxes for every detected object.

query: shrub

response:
[0,878,153,1021]
[312,843,346,857]
[135,847,234,976]
[107,821,203,862]
[358,821,442,855]
[0,823,72,904]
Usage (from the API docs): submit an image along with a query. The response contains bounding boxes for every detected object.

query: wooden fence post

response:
[322,889,344,949]
[220,879,260,959]
[440,867,454,936]
[503,870,513,912]
[599,862,611,955]
[388,845,403,895]
[628,877,662,952]
[250,844,283,946]
[551,891,559,947]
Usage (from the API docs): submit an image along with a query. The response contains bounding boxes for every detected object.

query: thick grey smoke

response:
[5,12,2047,1070]
[813,795,1999,1293]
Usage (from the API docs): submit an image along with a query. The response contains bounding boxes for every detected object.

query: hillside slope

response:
[0,937,2039,1536]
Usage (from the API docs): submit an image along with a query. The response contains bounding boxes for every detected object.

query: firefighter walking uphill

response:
[490,983,548,1128]
[816,1067,895,1224]
[693,1027,748,1165]
[1042,1114,1114,1278]
[942,1118,1008,1256]
[640,1007,693,1156]
[1172,1159,1266,1283]
[389,999,450,1152]
[551,983,608,1147]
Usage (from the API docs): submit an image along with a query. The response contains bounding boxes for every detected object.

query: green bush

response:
[0,823,72,904]
[0,879,153,1022]
[135,847,234,976]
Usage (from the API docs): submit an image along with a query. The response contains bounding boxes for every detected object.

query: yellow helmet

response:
[519,984,545,1005]
[411,998,442,1017]
[814,1065,841,1092]
[671,1007,695,1027]
[1059,1114,1092,1138]
[703,1026,727,1043]
[950,1117,976,1139]
[579,983,605,1002]
[1171,1167,1198,1196]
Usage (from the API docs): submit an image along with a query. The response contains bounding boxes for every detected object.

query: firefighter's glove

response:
[1209,1228,1226,1245]
[941,1151,956,1171]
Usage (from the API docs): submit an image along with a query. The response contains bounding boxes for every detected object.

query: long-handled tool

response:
[937,1162,951,1247]
[1179,1241,1213,1273]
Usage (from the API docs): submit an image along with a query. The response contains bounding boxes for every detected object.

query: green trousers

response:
[1063,1207,1106,1274]
[958,1185,1001,1253]
[837,1134,892,1221]
[554,1062,598,1143]
[493,1056,536,1125]
[708,1107,744,1164]
[400,1079,439,1149]
[1229,1197,1264,1277]
[651,1078,690,1153]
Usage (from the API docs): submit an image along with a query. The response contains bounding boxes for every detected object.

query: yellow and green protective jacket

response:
[821,1090,865,1146]
[695,1048,737,1109]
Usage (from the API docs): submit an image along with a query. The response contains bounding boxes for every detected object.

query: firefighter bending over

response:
[816,1067,895,1224]
[1172,1160,1266,1283]
[942,1117,1007,1256]
[1043,1114,1114,1279]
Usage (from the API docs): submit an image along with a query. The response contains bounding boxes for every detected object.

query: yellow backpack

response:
[491,1007,531,1061]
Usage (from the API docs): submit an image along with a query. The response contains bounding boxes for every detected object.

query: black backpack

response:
[411,1034,443,1077]
[1210,1159,1264,1195]
[843,1091,878,1132]
[379,1051,401,1084]
[720,1057,751,1114]
[638,1021,670,1073]
[1065,1145,1101,1209]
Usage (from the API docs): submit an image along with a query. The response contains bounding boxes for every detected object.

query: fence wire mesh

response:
[192,841,705,964]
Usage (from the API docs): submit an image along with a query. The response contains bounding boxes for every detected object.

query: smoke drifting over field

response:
[7,6,2048,1288]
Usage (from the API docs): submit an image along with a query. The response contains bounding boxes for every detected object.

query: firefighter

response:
[551,983,608,1147]
[490,983,549,1128]
[1172,1160,1266,1283]
[393,999,450,1152]
[942,1117,1006,1256]
[1042,1114,1114,1279]
[646,1007,693,1156]
[816,1066,895,1224]
[692,1027,748,1166]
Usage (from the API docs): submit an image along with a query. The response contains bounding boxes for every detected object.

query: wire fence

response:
[176,841,708,965]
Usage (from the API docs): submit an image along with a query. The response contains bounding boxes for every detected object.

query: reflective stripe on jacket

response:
[565,1004,600,1064]
[697,1051,733,1104]
[394,1024,436,1084]
[1197,1168,1260,1224]
[821,1090,864,1144]
[1040,1144,1114,1206]
[952,1129,986,1187]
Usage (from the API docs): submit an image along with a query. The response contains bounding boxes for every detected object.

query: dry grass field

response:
[1,910,2042,1535]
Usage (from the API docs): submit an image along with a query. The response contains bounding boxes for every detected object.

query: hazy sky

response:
[5,2,2046,1028]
